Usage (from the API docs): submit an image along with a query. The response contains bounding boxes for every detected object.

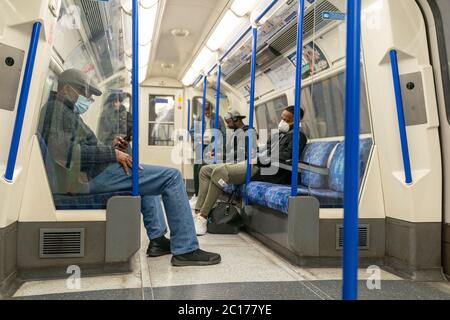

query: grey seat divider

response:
[288,196,320,257]
[106,196,141,263]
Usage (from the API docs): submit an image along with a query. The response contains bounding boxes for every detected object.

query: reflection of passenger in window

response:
[98,92,132,147]
[37,69,126,194]
[59,5,82,30]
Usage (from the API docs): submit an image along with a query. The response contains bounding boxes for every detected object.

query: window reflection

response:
[36,0,130,202]
[148,95,175,146]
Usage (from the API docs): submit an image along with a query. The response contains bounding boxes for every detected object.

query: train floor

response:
[10,223,450,300]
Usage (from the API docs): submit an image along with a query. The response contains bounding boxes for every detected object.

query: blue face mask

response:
[74,95,92,115]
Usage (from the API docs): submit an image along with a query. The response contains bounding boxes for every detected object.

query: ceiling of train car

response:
[148,0,231,81]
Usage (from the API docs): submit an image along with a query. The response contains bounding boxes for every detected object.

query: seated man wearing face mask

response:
[252,105,307,185]
[38,69,221,266]
[193,106,307,235]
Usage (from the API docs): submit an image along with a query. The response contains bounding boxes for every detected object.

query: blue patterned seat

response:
[246,182,278,207]
[328,138,373,193]
[37,134,132,210]
[301,141,338,189]
[260,138,373,214]
[53,192,132,210]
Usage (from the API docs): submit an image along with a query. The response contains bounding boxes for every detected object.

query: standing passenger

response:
[189,101,226,206]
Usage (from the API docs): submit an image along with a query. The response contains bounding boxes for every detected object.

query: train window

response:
[302,71,371,139]
[148,95,175,146]
[429,0,450,124]
[255,95,289,131]
[36,0,132,200]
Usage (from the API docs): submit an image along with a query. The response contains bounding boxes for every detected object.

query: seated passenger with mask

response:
[193,109,255,235]
[190,102,227,199]
[38,69,221,266]
[252,106,307,185]
[193,106,307,235]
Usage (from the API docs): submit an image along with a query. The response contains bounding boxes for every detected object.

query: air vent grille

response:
[79,0,106,39]
[336,224,370,250]
[40,229,85,258]
[227,63,252,86]
[270,0,341,54]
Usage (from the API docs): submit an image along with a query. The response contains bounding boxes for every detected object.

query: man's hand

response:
[116,150,133,175]
[113,136,129,152]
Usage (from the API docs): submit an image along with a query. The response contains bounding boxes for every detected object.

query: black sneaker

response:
[171,249,221,267]
[147,236,171,257]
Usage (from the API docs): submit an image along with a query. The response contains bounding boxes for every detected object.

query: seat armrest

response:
[272,161,330,176]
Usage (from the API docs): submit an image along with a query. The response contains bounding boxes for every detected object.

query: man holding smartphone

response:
[38,69,221,266]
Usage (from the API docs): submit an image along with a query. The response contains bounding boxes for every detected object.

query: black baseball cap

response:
[59,69,102,97]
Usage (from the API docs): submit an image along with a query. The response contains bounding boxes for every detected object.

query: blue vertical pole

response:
[245,27,258,205]
[214,65,222,164]
[201,76,208,162]
[390,50,413,184]
[132,0,139,196]
[187,99,191,139]
[4,22,42,182]
[291,0,306,197]
[343,0,362,301]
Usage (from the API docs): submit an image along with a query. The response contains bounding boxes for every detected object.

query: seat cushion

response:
[54,192,132,210]
[264,184,344,213]
[264,185,310,214]
[246,182,278,207]
[301,141,338,189]
[329,138,373,193]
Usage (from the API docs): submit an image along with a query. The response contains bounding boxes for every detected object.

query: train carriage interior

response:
[1,0,450,300]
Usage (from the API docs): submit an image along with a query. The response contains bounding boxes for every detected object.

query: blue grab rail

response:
[4,22,42,182]
[343,0,362,301]
[255,0,279,24]
[207,1,279,77]
[244,27,258,205]
[201,76,208,161]
[214,65,222,164]
[219,26,252,64]
[390,50,413,184]
[290,0,306,197]
[132,0,140,196]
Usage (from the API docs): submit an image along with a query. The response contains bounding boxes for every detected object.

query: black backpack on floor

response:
[207,191,243,234]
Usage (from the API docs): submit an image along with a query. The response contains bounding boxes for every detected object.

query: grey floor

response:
[10,225,450,300]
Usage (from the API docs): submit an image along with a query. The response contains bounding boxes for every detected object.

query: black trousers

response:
[193,163,206,196]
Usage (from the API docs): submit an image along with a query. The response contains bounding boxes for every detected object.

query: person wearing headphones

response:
[192,106,307,236]
[192,109,258,235]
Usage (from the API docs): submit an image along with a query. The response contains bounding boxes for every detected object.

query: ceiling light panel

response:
[231,0,259,17]
[206,10,244,51]
[192,47,214,72]
[182,68,199,86]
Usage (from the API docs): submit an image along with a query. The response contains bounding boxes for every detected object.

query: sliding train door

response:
[422,0,450,278]
[139,86,184,171]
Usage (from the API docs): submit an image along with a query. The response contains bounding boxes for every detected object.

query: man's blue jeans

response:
[89,163,199,255]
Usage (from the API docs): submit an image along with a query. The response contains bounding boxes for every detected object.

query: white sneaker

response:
[194,215,208,236]
[192,209,199,218]
[189,196,198,209]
